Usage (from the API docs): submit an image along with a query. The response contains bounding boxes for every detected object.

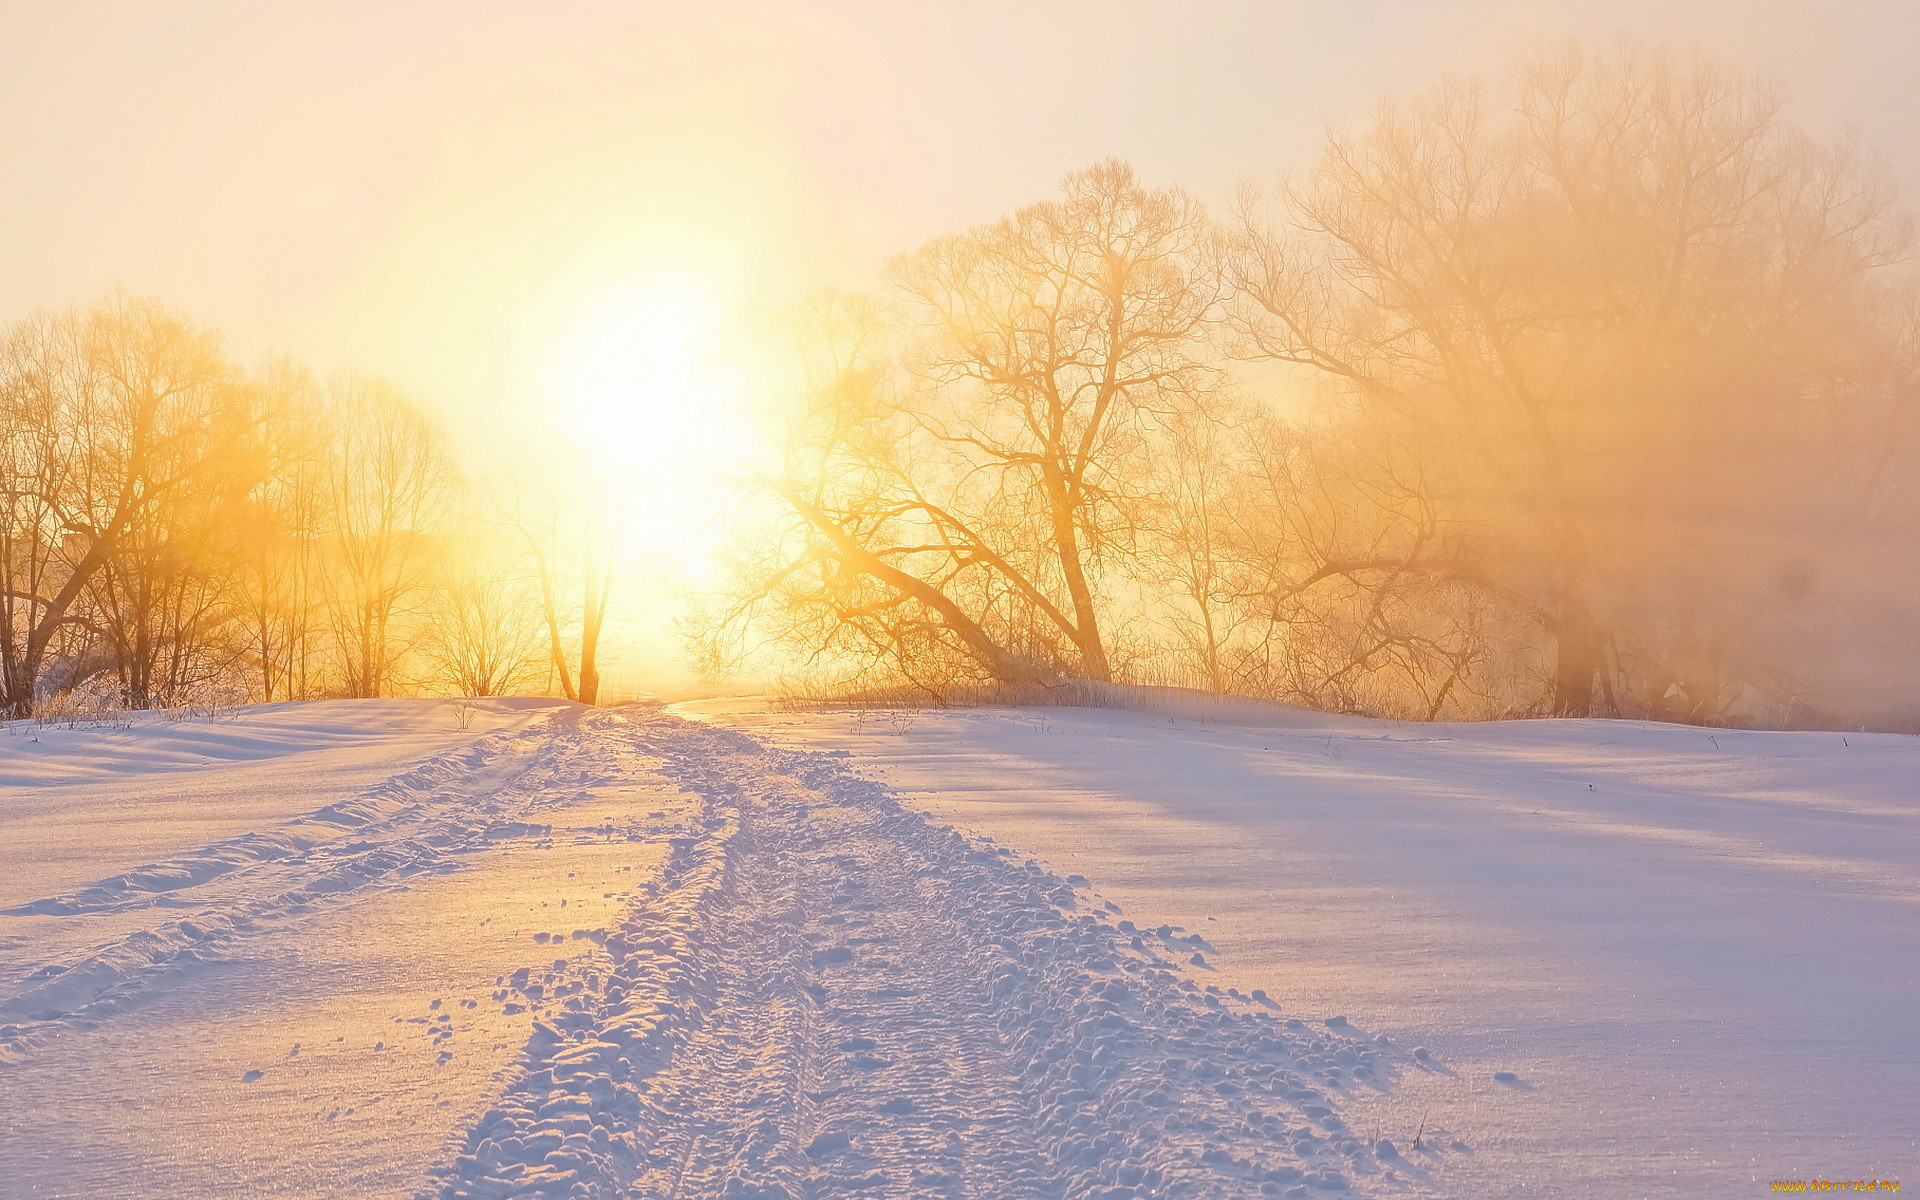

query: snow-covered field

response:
[2,695,1914,1198]
[690,696,1920,1198]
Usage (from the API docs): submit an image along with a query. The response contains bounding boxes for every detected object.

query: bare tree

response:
[888,159,1223,681]
[323,376,459,699]
[494,464,618,705]
[1138,398,1266,692]
[1230,42,1913,718]
[0,316,72,714]
[232,362,331,701]
[0,295,264,715]
[726,162,1224,694]
[706,290,1058,696]
[425,562,543,698]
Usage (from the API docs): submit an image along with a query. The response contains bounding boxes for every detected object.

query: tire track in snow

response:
[0,707,652,1059]
[433,713,1428,1200]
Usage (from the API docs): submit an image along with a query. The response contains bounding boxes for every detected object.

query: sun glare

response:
[562,274,739,469]
[544,270,763,568]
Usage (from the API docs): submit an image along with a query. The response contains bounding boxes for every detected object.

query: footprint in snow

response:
[806,1131,850,1159]
[241,1069,263,1083]
[1493,1070,1533,1090]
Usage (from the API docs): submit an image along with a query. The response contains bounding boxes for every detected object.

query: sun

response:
[539,269,765,570]
[560,271,742,472]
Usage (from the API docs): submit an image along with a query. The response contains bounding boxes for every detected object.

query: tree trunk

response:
[577,565,606,707]
[1045,469,1110,682]
[1549,600,1602,717]
[1,658,33,720]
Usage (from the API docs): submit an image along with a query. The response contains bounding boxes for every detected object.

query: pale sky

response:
[3,0,1913,686]
[3,2,1913,384]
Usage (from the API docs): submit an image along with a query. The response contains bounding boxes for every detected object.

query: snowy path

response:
[3,704,1418,1199]
[435,714,1418,1200]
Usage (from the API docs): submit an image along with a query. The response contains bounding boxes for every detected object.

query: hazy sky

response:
[2,1,1913,688]
[3,1,1915,446]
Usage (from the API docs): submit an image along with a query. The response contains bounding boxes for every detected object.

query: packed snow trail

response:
[432,712,1422,1200]
[1,704,1422,1198]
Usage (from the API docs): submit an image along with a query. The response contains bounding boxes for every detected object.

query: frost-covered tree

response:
[727,163,1224,695]
[1230,42,1917,720]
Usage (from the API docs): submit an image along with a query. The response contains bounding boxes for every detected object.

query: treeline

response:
[0,295,615,719]
[716,45,1920,728]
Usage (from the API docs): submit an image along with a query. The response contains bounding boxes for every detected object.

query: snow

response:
[433,715,1402,1198]
[1,700,695,1197]
[685,695,1920,1197]
[0,698,563,907]
[3,692,1915,1198]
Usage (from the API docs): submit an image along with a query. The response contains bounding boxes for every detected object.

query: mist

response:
[708,44,1920,729]
[3,19,1917,729]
